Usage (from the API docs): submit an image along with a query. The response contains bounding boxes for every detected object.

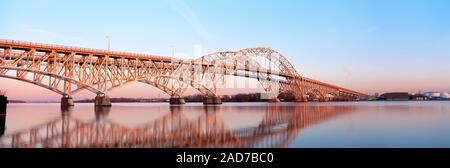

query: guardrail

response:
[0,39,174,61]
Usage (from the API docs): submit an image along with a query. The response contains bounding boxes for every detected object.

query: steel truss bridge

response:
[0,105,355,148]
[0,39,368,106]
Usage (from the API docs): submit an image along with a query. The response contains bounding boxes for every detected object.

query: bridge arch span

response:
[199,47,300,77]
[327,91,340,97]
[187,47,302,99]
[70,76,216,99]
[159,75,217,97]
[0,74,65,95]
[305,88,325,101]
[0,66,104,96]
[70,79,182,97]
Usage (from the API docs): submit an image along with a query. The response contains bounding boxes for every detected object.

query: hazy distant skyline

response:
[1,0,449,101]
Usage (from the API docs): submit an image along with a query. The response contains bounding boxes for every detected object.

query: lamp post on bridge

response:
[170,45,175,57]
[106,36,111,53]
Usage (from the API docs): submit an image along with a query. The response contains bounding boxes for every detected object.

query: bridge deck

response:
[0,39,175,62]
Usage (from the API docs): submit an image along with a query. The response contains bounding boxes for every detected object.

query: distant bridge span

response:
[0,39,368,106]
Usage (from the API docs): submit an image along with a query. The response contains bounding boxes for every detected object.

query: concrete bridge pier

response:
[334,95,344,101]
[1,95,8,136]
[295,98,308,102]
[295,95,309,102]
[267,98,281,103]
[95,94,112,106]
[319,97,329,102]
[203,96,222,105]
[339,95,352,101]
[61,95,74,108]
[169,97,186,105]
[0,113,5,136]
[0,95,7,115]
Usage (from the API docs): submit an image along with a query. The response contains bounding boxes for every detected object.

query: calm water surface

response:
[1,101,449,148]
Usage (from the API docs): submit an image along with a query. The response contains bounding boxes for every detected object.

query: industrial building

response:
[379,92,410,101]
[423,92,450,100]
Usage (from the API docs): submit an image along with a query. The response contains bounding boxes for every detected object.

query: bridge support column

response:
[1,95,7,136]
[95,94,112,106]
[267,98,280,103]
[319,97,328,102]
[0,113,5,136]
[203,96,222,105]
[0,95,7,115]
[295,98,308,102]
[61,95,74,108]
[295,95,308,102]
[170,97,186,105]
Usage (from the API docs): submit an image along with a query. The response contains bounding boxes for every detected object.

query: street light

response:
[106,36,111,53]
[170,45,175,57]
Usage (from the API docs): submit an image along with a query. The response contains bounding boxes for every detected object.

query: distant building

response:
[379,92,410,101]
[441,92,450,99]
[423,92,450,100]
[410,94,428,100]
[423,92,440,99]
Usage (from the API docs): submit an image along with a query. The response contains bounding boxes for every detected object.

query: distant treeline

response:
[73,92,297,103]
[184,92,297,102]
[75,98,166,103]
[2,92,299,103]
[5,100,27,103]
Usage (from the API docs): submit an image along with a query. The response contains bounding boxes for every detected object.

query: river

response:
[1,101,449,148]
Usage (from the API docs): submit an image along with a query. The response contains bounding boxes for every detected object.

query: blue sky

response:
[1,0,450,100]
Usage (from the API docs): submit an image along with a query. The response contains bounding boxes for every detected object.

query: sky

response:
[1,0,450,101]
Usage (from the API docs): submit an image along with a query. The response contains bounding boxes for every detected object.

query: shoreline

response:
[6,99,450,104]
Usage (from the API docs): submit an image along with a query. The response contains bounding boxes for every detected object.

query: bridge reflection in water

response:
[0,105,356,148]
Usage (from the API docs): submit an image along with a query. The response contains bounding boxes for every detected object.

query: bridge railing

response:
[0,39,174,61]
